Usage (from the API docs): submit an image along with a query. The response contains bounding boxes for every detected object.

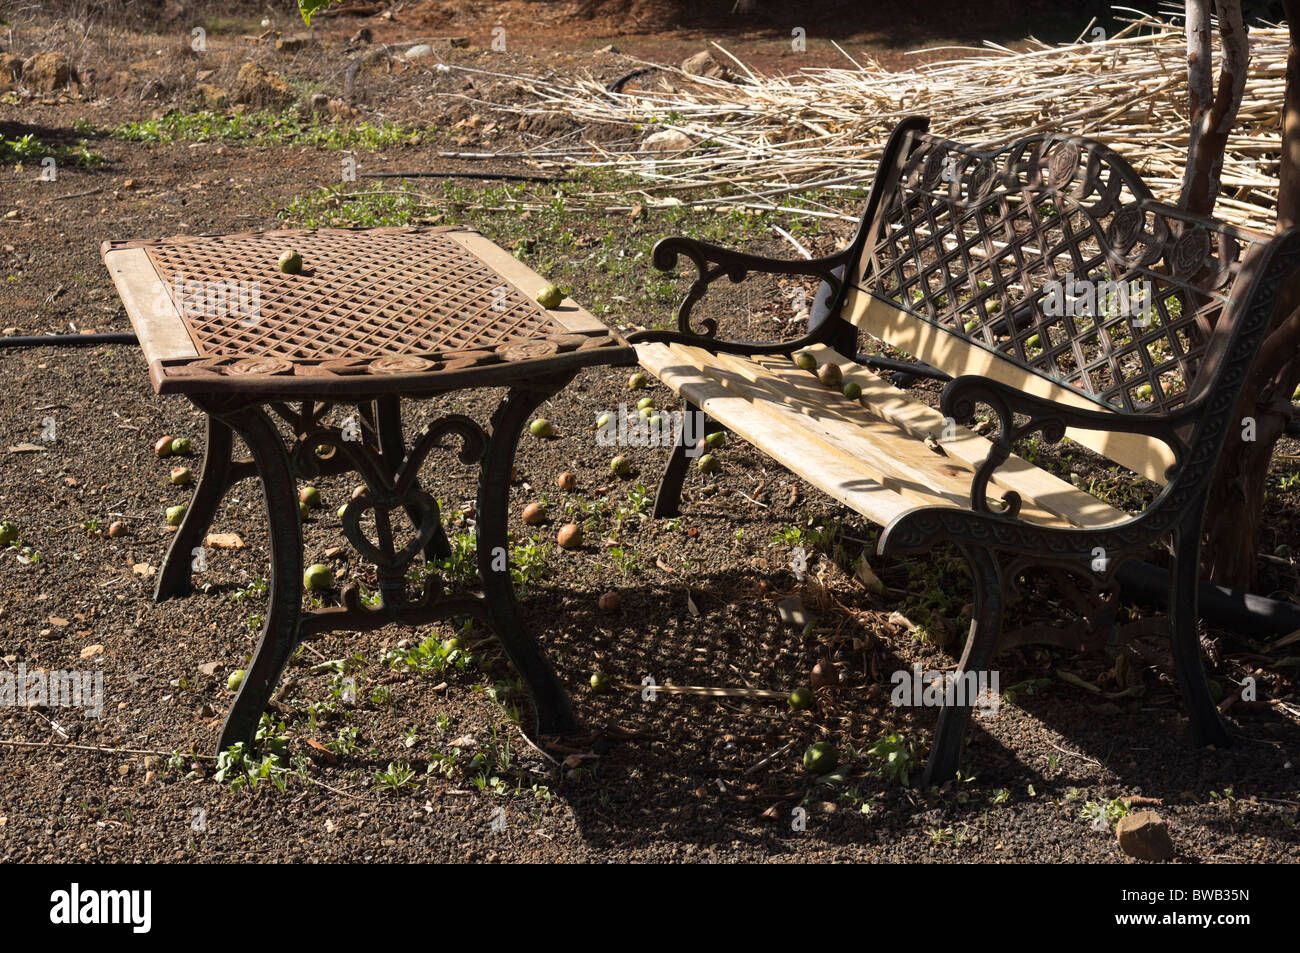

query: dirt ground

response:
[0,0,1296,866]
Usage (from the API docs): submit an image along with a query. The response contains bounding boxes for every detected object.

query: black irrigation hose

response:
[606,66,661,95]
[1117,560,1300,637]
[855,352,952,384]
[0,332,138,347]
[358,171,568,183]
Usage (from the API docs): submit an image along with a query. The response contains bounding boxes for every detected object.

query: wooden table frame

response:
[103,227,636,754]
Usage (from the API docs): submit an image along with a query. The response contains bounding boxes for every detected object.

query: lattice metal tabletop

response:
[101,225,632,396]
[101,225,636,757]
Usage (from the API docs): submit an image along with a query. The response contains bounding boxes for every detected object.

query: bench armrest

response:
[940,374,1199,519]
[625,236,854,355]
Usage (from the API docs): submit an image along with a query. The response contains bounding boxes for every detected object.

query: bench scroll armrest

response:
[626,236,852,355]
[941,374,1199,519]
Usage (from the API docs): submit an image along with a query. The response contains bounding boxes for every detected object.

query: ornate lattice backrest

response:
[853,130,1272,415]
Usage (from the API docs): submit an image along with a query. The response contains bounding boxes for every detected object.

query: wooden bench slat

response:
[789,346,1130,529]
[699,347,1072,528]
[842,291,1176,484]
[636,342,924,526]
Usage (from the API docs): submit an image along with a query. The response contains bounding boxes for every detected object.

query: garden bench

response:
[628,116,1300,785]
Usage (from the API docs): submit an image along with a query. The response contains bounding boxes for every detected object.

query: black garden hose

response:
[0,332,138,347]
[1116,560,1300,637]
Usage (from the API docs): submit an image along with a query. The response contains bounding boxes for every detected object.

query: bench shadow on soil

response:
[512,572,1300,852]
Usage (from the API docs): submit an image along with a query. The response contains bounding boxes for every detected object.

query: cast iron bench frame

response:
[628,116,1300,785]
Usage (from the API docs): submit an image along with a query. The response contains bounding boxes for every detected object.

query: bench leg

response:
[1170,504,1232,748]
[156,416,233,602]
[478,378,579,736]
[652,401,723,519]
[922,546,1003,787]
[215,405,304,753]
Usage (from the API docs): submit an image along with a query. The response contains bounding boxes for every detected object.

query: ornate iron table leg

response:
[478,376,579,735]
[211,403,305,752]
[921,545,1003,786]
[374,394,450,561]
[156,415,233,601]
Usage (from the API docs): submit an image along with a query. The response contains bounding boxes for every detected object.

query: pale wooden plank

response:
[843,291,1175,484]
[788,346,1130,529]
[636,343,923,526]
[698,347,1071,528]
[443,229,611,334]
[102,247,197,362]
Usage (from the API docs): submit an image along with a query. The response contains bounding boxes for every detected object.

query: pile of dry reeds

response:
[463,7,1288,231]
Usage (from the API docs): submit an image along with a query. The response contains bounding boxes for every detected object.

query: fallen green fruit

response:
[803,741,838,774]
[299,500,311,520]
[817,362,842,387]
[529,418,554,437]
[590,671,612,693]
[278,249,303,274]
[536,284,563,309]
[169,466,192,486]
[628,372,648,390]
[227,669,246,692]
[697,453,719,473]
[842,381,862,400]
[637,396,655,411]
[0,521,17,545]
[794,350,817,371]
[165,505,185,526]
[788,687,813,711]
[337,504,348,519]
[170,437,191,456]
[300,486,321,508]
[596,412,612,428]
[705,431,725,449]
[303,563,334,591]
[610,455,630,475]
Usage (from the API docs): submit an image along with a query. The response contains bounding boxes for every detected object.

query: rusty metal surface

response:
[101,226,631,394]
[859,131,1273,414]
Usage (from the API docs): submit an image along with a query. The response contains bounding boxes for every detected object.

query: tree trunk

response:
[1203,1,1300,589]
[1180,1,1250,216]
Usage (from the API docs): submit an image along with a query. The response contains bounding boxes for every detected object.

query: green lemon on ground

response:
[165,505,186,526]
[628,372,648,390]
[705,431,725,449]
[842,381,862,400]
[590,671,612,693]
[788,687,814,711]
[227,669,246,692]
[529,418,555,437]
[0,521,17,545]
[169,466,192,486]
[596,412,612,428]
[536,284,564,309]
[299,500,312,520]
[794,350,817,371]
[170,436,192,456]
[278,249,303,274]
[639,406,654,419]
[697,452,719,473]
[803,741,838,774]
[610,455,630,475]
[300,486,322,508]
[636,396,655,411]
[303,563,334,591]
